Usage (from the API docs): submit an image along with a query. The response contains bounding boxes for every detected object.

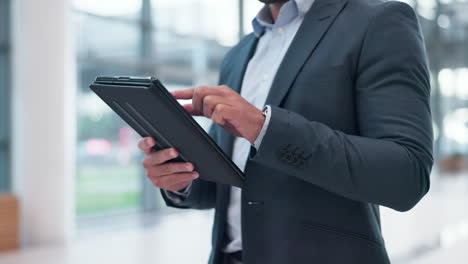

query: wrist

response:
[247,109,266,144]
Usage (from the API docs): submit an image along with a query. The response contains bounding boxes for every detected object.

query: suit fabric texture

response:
[162,0,433,263]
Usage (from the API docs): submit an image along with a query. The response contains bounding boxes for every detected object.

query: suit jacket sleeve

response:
[250,2,433,212]
[160,125,218,210]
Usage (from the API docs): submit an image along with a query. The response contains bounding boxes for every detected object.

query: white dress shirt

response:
[224,0,315,253]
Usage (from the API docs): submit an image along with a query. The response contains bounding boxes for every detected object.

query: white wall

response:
[11,0,76,246]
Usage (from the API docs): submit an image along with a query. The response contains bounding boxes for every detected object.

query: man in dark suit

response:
[137,0,433,263]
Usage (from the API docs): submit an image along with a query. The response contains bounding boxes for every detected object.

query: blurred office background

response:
[0,0,468,263]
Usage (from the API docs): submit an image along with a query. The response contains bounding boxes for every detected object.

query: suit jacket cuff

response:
[250,106,299,165]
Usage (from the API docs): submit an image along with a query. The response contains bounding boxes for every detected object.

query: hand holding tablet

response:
[90,76,245,188]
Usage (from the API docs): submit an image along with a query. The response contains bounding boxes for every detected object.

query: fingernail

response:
[171,149,178,157]
[146,137,153,146]
[186,163,194,171]
[192,172,199,178]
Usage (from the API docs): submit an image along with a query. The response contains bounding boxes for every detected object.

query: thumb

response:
[182,104,203,116]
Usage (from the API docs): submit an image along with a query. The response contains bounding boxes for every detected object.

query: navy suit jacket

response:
[163,0,433,263]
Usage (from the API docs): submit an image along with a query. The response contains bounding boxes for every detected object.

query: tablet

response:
[90,76,245,188]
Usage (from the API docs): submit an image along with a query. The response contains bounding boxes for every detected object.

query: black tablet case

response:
[90,76,245,188]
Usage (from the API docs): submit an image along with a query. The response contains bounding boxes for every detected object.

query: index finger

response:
[172,88,195,100]
[137,137,156,154]
[172,86,227,100]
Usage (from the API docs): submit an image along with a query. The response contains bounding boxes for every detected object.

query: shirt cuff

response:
[173,182,193,196]
[163,182,192,203]
[253,105,272,150]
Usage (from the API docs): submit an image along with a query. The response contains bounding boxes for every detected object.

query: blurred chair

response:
[440,153,468,174]
[0,194,19,252]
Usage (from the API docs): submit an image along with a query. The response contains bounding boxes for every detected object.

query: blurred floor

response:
[0,172,467,264]
[409,240,468,264]
[0,211,214,264]
[382,171,468,263]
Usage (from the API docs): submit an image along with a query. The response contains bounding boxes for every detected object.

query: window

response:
[74,2,145,216]
[0,0,11,192]
[73,0,468,262]
[74,0,239,217]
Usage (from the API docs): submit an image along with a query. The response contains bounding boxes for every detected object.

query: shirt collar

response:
[252,0,316,37]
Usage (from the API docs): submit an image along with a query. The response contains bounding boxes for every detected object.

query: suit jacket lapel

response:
[265,0,348,107]
[228,35,259,94]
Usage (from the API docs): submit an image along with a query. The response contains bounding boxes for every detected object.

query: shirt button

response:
[262,73,268,81]
[277,27,284,35]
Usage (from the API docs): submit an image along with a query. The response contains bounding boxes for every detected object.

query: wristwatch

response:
[262,105,270,117]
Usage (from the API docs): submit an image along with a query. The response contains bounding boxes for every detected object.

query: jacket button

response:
[248,201,264,205]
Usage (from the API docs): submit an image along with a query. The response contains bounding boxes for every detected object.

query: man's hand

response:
[137,137,199,192]
[172,85,266,144]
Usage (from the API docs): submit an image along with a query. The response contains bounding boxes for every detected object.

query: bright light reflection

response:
[443,108,468,144]
[439,68,455,96]
[433,121,439,142]
[437,15,451,28]
[438,68,468,99]
[396,0,415,7]
[456,68,468,99]
[416,0,437,20]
